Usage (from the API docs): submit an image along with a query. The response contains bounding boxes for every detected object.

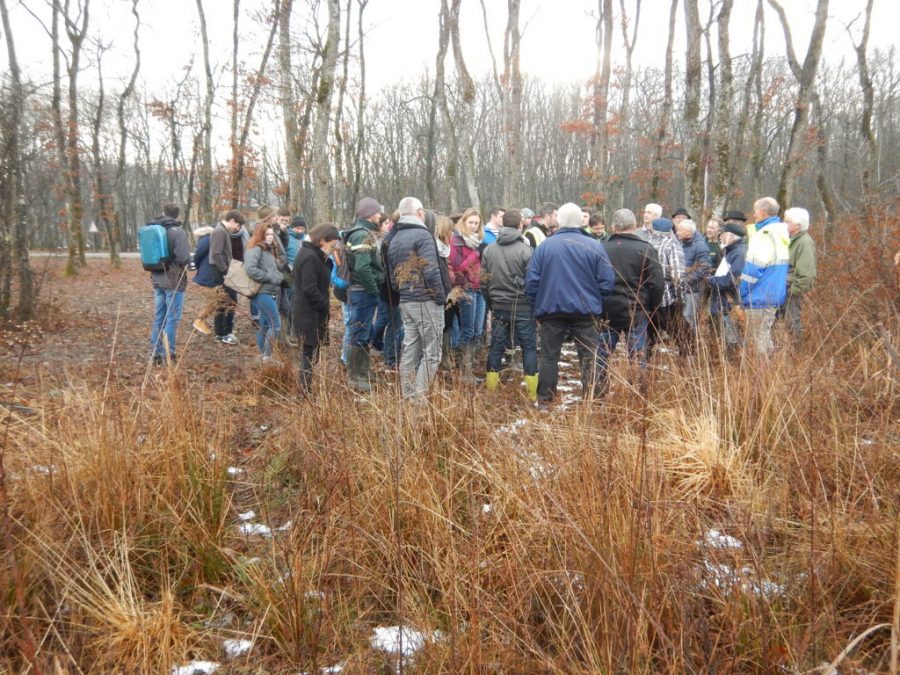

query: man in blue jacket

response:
[524,202,615,404]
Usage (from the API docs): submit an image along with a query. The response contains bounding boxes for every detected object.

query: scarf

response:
[435,237,450,258]
[461,232,482,250]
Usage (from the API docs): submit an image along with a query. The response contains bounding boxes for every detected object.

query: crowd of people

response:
[146,195,818,405]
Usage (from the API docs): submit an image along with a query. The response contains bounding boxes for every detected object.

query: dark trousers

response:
[213,286,238,337]
[537,316,602,402]
[298,342,319,394]
[487,310,538,375]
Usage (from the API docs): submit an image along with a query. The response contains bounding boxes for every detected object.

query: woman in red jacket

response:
[449,207,486,374]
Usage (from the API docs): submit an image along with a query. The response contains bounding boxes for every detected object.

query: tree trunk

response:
[501,0,523,208]
[851,0,877,218]
[230,0,280,208]
[449,0,479,210]
[589,0,613,212]
[613,0,641,211]
[732,0,763,210]
[709,0,734,217]
[195,0,215,223]
[350,0,368,212]
[650,0,678,202]
[433,0,458,210]
[768,0,829,210]
[332,0,352,222]
[90,52,118,268]
[682,0,703,219]
[311,0,341,223]
[0,0,34,321]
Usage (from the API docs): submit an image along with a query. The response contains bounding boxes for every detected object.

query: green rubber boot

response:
[524,374,538,402]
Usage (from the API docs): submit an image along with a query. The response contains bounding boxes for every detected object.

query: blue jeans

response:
[255,293,281,357]
[486,310,538,375]
[371,299,404,366]
[459,290,486,346]
[341,303,351,364]
[347,290,379,349]
[598,317,649,392]
[150,288,185,357]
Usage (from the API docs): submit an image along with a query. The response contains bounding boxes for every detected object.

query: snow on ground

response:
[222,638,253,659]
[370,625,445,658]
[171,661,220,675]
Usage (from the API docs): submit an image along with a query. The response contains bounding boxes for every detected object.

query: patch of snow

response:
[237,510,256,521]
[222,638,253,659]
[226,466,243,477]
[321,664,345,674]
[31,464,57,475]
[556,385,576,392]
[370,625,444,658]
[699,560,785,597]
[859,437,875,446]
[304,590,325,601]
[237,523,272,537]
[276,520,293,532]
[701,529,743,549]
[496,419,528,435]
[481,503,493,515]
[171,661,220,675]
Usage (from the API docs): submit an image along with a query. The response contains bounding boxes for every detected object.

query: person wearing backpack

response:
[192,210,246,344]
[147,203,191,366]
[344,196,386,392]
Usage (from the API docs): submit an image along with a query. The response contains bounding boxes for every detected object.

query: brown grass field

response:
[1,234,898,673]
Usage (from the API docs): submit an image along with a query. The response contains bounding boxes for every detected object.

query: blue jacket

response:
[192,227,218,288]
[385,216,447,305]
[740,216,790,309]
[707,239,746,315]
[286,230,304,267]
[524,228,615,319]
[681,230,712,293]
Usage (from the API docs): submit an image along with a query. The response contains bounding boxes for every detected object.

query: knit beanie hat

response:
[723,222,747,237]
[290,215,307,230]
[652,218,674,232]
[356,197,382,219]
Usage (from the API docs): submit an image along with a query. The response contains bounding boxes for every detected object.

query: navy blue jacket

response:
[192,231,219,287]
[385,216,447,305]
[681,230,712,292]
[524,228,615,319]
[707,239,747,315]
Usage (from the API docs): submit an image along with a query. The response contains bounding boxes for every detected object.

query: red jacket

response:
[449,233,482,290]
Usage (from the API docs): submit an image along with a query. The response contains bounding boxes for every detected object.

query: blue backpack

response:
[138,224,172,272]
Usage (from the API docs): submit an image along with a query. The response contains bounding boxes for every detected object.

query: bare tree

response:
[650,0,678,202]
[589,0,613,211]
[89,49,117,267]
[709,0,734,216]
[195,0,215,223]
[311,0,341,223]
[682,0,703,218]
[449,0,479,209]
[0,0,34,320]
[350,0,369,211]
[767,0,829,210]
[848,0,877,212]
[501,0,523,207]
[731,0,763,209]
[612,0,641,211]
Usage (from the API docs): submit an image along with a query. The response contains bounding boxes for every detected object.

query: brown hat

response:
[257,205,274,221]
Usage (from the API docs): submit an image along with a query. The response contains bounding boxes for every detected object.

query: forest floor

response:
[1,256,898,674]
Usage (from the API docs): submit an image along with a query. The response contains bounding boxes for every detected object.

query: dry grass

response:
[1,231,898,673]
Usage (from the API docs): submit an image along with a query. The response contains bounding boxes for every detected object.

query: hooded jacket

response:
[787,230,816,296]
[346,217,385,295]
[149,217,191,292]
[481,227,533,316]
[191,226,217,287]
[449,232,482,291]
[524,228,615,319]
[681,230,712,293]
[707,238,747,315]
[385,216,447,305]
[244,242,288,297]
[291,240,332,347]
[601,232,665,331]
[740,216,790,309]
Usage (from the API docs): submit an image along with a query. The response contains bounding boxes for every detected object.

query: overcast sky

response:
[3,0,896,97]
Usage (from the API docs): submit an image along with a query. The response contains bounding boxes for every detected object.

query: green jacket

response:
[346,217,385,295]
[787,231,817,295]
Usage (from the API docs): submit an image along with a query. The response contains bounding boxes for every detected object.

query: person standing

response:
[646,217,686,354]
[386,197,448,401]
[148,203,191,365]
[780,207,817,340]
[675,218,712,341]
[707,221,748,358]
[192,210,246,344]
[598,209,664,393]
[482,206,506,245]
[345,197,386,391]
[244,222,291,363]
[449,207,486,377]
[481,209,539,400]
[292,224,340,394]
[524,202,615,404]
[740,197,790,357]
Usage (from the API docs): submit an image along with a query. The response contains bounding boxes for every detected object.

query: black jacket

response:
[601,232,664,331]
[291,241,332,347]
[481,227,533,315]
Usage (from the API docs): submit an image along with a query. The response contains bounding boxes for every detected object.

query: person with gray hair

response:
[645,217,686,354]
[777,206,816,340]
[639,203,663,240]
[739,196,790,356]
[524,202,615,405]
[599,208,664,392]
[385,196,449,401]
[675,218,712,345]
